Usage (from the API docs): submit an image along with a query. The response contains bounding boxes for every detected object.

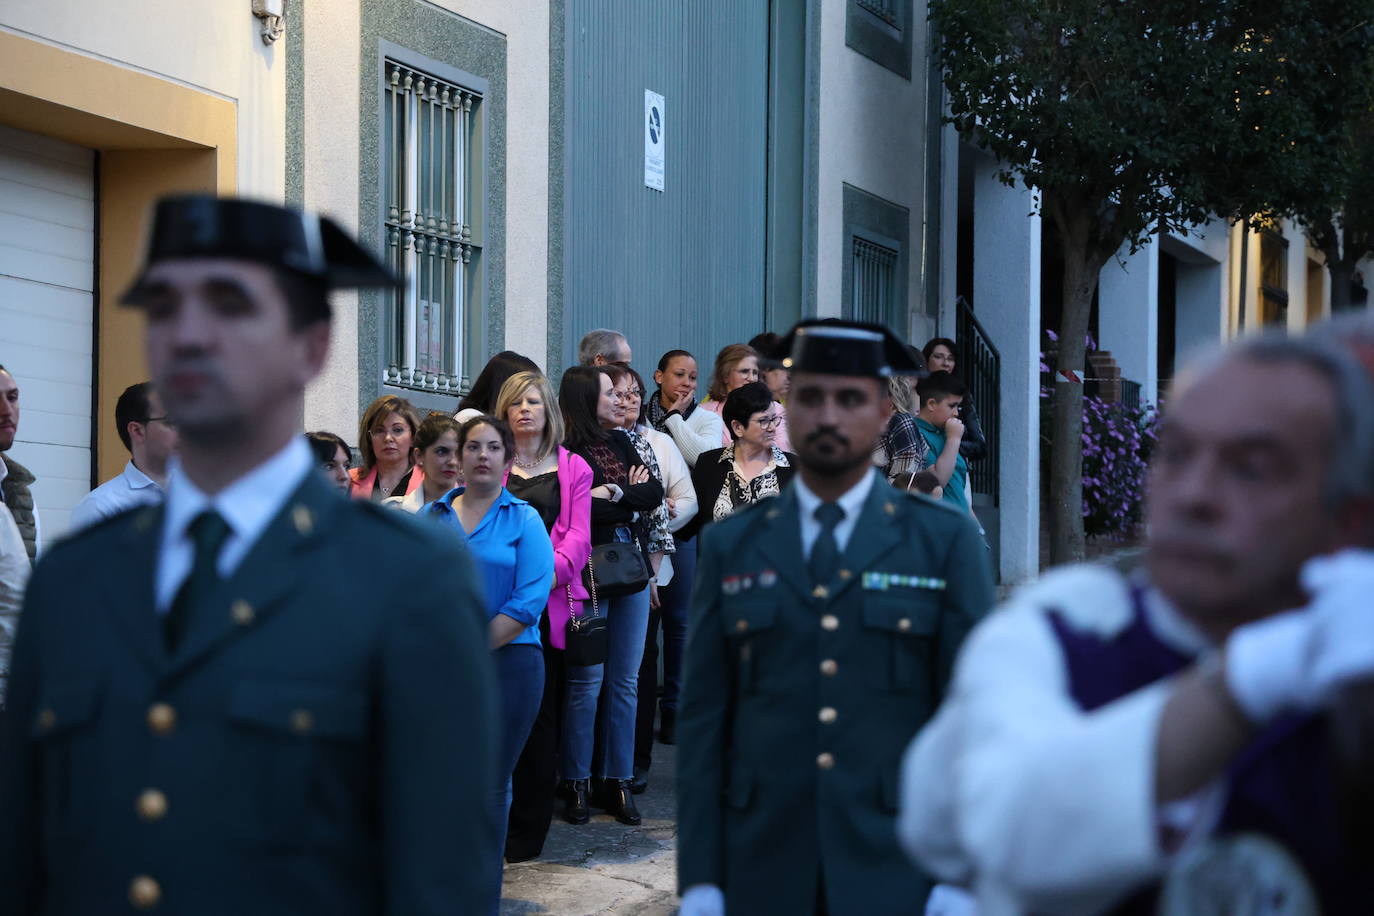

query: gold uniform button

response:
[290,709,315,734]
[36,708,56,731]
[838,569,852,581]
[129,875,161,909]
[897,617,912,633]
[147,703,176,735]
[820,614,839,631]
[735,619,749,633]
[231,600,255,626]
[816,752,835,770]
[819,707,838,724]
[136,789,168,822]
[819,659,838,676]
[811,584,829,599]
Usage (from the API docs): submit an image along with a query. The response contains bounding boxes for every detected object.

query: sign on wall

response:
[644,89,665,191]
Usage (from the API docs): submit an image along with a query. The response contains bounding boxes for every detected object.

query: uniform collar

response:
[793,466,875,521]
[164,437,312,547]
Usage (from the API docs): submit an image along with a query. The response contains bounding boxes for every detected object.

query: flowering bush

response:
[1080,397,1159,539]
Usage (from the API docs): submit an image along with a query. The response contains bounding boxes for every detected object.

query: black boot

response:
[593,778,642,826]
[559,779,590,825]
[657,707,676,745]
[630,765,649,795]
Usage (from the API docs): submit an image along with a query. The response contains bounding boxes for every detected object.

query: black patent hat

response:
[122,195,400,300]
[773,319,927,378]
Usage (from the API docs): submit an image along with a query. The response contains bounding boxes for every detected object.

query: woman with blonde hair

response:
[697,343,791,451]
[495,371,596,861]
[349,394,424,500]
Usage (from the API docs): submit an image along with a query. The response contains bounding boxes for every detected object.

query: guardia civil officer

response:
[0,196,500,915]
[676,320,996,916]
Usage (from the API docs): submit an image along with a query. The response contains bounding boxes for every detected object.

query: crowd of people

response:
[2,195,1372,916]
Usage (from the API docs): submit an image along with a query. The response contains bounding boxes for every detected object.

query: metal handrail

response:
[955,296,1000,505]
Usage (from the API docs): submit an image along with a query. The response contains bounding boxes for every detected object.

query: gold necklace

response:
[514,451,546,470]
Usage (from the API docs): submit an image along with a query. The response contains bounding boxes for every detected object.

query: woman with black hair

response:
[922,337,987,461]
[645,349,725,467]
[557,366,664,827]
[686,381,797,535]
[305,431,352,494]
[454,350,541,423]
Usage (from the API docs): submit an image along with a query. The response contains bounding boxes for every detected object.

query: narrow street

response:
[502,745,679,915]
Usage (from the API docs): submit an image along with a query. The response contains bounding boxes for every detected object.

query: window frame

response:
[373,40,490,413]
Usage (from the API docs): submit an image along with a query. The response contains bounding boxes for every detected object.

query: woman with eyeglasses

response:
[617,366,700,780]
[349,394,424,501]
[557,366,664,827]
[697,343,793,452]
[685,381,797,535]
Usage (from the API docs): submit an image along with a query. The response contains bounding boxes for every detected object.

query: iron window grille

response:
[382,59,481,394]
[851,235,900,327]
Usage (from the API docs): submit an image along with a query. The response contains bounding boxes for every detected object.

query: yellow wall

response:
[0,31,237,483]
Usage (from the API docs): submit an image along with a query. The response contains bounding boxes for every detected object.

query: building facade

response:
[3,0,1362,583]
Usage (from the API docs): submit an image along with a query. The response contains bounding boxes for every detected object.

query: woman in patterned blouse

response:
[685,382,798,537]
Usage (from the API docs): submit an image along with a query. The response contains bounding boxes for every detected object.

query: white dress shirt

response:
[791,467,876,560]
[155,437,313,613]
[69,460,165,532]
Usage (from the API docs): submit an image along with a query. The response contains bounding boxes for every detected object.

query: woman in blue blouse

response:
[426,415,554,913]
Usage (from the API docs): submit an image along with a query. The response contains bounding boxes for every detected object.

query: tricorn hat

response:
[772,319,927,378]
[122,195,400,299]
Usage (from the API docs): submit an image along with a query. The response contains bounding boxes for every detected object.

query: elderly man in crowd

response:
[900,331,1374,914]
[578,328,632,367]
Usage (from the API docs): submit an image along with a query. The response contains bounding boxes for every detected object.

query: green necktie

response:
[809,503,845,587]
[165,510,231,652]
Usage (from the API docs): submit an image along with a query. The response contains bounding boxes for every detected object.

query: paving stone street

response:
[501,745,679,916]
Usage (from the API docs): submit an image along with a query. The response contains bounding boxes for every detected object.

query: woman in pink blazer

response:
[495,372,594,862]
[349,394,426,500]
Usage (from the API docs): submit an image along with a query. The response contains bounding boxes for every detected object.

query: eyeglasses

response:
[755,415,783,430]
[144,416,177,429]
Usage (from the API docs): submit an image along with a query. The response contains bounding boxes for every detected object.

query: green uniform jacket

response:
[0,473,500,915]
[677,473,994,915]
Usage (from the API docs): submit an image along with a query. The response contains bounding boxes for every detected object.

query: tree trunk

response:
[1329,260,1356,313]
[1048,241,1099,566]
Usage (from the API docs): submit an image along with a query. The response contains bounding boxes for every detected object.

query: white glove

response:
[1226,550,1374,724]
[1303,549,1374,697]
[679,884,725,916]
[1225,608,1316,724]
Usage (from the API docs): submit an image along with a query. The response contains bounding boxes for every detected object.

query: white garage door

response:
[0,124,95,547]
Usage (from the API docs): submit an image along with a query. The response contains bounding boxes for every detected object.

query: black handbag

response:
[565,583,608,667]
[582,541,651,598]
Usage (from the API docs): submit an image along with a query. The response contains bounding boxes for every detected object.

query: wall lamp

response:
[251,0,287,45]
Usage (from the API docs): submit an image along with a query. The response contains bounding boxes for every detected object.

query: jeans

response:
[562,586,651,781]
[491,643,544,913]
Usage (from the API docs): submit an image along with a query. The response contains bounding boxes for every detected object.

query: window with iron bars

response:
[855,0,900,29]
[851,235,900,327]
[382,59,481,394]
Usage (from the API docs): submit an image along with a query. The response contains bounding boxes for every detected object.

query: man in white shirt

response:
[899,332,1374,915]
[0,196,500,915]
[677,320,995,916]
[69,382,178,531]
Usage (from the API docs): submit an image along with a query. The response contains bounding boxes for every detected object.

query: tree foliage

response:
[930,0,1374,563]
